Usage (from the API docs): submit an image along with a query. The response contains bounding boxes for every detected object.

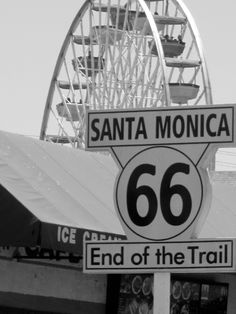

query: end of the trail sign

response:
[86,105,235,149]
[84,239,236,274]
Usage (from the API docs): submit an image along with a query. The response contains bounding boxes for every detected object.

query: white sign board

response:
[86,106,234,149]
[84,239,235,273]
[115,145,203,241]
[86,105,236,242]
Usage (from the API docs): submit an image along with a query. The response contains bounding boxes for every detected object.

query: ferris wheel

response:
[40,0,213,148]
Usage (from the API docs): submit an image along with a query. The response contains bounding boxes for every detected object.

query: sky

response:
[0,1,236,168]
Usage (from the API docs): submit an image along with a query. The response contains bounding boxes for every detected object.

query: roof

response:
[199,171,236,238]
[0,130,125,253]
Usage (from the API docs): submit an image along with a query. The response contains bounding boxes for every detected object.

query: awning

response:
[0,131,236,255]
[199,171,236,239]
[0,131,125,254]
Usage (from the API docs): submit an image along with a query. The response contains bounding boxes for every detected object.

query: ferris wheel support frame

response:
[40,0,172,141]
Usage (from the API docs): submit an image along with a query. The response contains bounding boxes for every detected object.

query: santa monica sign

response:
[86,106,234,148]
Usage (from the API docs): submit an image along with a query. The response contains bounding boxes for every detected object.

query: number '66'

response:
[126,162,192,227]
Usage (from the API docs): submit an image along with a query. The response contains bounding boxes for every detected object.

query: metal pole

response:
[153,272,171,314]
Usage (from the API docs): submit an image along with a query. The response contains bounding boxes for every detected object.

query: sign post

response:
[154,272,170,314]
[84,105,236,314]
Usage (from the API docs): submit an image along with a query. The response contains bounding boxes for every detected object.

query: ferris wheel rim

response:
[40,0,90,140]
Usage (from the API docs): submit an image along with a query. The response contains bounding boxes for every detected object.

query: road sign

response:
[116,146,203,241]
[86,105,236,241]
[86,106,234,149]
[84,239,236,273]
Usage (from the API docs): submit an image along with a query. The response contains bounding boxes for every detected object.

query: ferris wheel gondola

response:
[40,0,213,148]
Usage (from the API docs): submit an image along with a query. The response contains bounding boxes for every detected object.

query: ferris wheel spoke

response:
[112,51,130,107]
[108,36,130,105]
[139,64,160,107]
[107,46,122,108]
[189,67,200,84]
[185,39,194,59]
[193,88,205,106]
[100,27,114,105]
[119,35,150,108]
[169,7,179,37]
[51,108,78,146]
[128,42,155,105]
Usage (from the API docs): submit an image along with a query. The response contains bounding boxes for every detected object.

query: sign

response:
[0,246,83,270]
[86,105,236,241]
[116,146,203,241]
[86,106,234,149]
[84,239,235,273]
[41,224,125,255]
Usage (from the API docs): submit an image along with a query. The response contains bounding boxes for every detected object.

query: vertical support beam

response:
[153,272,170,314]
